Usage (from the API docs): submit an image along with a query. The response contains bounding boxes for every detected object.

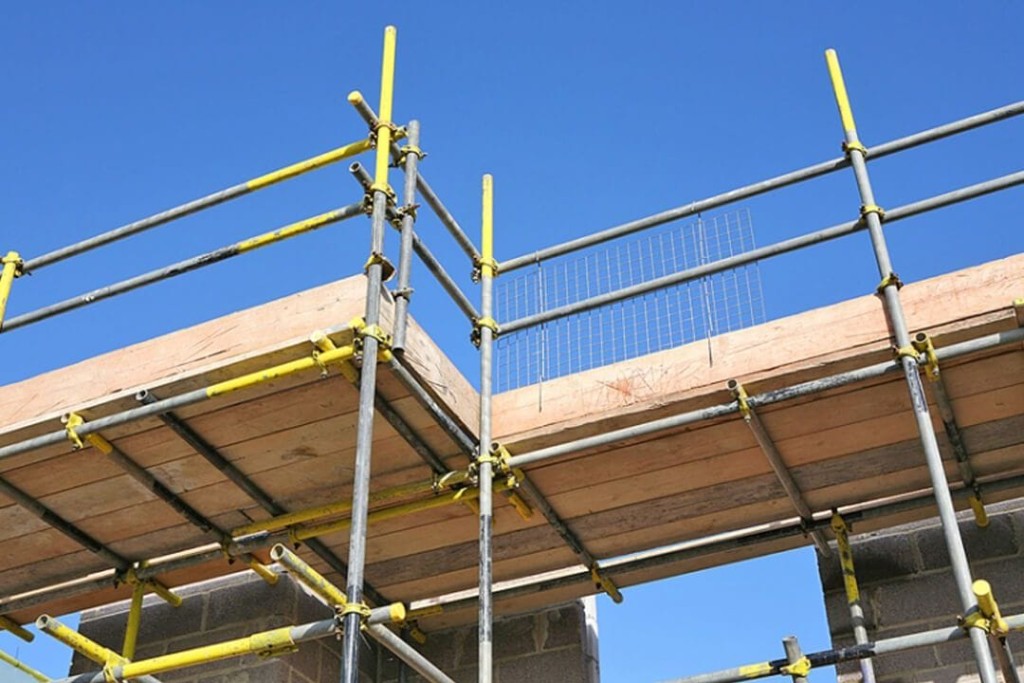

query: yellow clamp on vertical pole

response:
[829,513,861,605]
[911,334,941,382]
[876,272,903,294]
[860,203,886,222]
[0,251,23,330]
[348,316,394,363]
[472,317,500,348]
[338,602,373,631]
[781,657,812,678]
[370,26,397,196]
[590,564,624,604]
[973,580,1010,636]
[824,49,857,135]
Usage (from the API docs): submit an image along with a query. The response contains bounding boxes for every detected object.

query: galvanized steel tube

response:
[393,120,422,351]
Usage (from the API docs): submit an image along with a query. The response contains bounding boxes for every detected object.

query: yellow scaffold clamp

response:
[876,271,903,294]
[728,380,752,420]
[473,443,534,521]
[62,412,86,451]
[338,601,373,632]
[963,580,1010,636]
[842,140,868,158]
[395,143,426,167]
[349,317,394,363]
[781,656,812,678]
[363,251,396,282]
[860,203,886,222]
[472,256,500,283]
[911,334,941,382]
[471,316,500,348]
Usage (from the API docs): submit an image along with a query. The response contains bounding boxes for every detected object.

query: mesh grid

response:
[494,208,766,392]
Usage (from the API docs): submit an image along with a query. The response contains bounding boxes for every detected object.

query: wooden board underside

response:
[0,255,1021,630]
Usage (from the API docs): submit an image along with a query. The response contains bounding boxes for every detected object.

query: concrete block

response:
[542,604,585,650]
[873,573,961,628]
[818,532,919,592]
[205,575,297,628]
[496,647,587,683]
[917,514,1018,571]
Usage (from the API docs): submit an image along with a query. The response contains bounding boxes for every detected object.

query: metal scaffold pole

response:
[341,25,398,683]
[476,173,498,683]
[824,48,999,683]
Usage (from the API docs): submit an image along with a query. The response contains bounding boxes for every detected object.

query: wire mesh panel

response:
[495,208,766,392]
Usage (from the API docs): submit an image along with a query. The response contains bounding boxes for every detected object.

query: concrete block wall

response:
[68,571,598,683]
[818,500,1024,683]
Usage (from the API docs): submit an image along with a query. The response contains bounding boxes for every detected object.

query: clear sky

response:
[0,3,1021,680]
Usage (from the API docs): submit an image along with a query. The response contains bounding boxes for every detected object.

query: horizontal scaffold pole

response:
[4,203,364,334]
[500,100,1024,272]
[21,136,392,274]
[501,170,1024,334]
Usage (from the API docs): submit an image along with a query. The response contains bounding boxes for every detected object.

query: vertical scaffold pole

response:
[477,173,497,683]
[830,513,877,683]
[341,25,398,683]
[393,120,421,352]
[824,48,999,683]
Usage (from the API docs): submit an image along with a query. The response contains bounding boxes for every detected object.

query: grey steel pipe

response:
[728,380,830,556]
[3,203,363,333]
[659,613,1024,683]
[350,161,480,321]
[388,356,478,454]
[366,623,457,683]
[831,514,878,683]
[393,120,422,351]
[341,36,399,679]
[824,48,998,683]
[347,94,481,262]
[49,616,339,683]
[477,174,496,683]
[501,169,1024,334]
[781,636,807,683]
[500,100,1024,273]
[509,325,1024,470]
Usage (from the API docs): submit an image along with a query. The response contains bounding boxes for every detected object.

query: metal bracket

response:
[395,143,426,167]
[62,412,86,451]
[842,140,868,158]
[860,203,886,221]
[363,251,396,282]
[471,316,500,347]
[1,251,24,278]
[781,656,812,678]
[912,333,941,381]
[589,563,624,604]
[876,271,903,294]
[471,256,500,283]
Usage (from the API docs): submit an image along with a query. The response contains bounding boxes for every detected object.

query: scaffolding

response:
[0,24,1021,683]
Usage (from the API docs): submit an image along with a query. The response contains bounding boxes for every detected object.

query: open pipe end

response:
[135,389,152,403]
[915,331,929,343]
[269,544,288,562]
[349,162,363,174]
[34,615,52,630]
[726,378,740,391]
[347,90,364,105]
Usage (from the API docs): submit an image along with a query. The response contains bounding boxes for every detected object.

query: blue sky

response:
[0,3,1021,680]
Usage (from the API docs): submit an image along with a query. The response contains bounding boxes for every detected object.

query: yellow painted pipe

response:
[233,470,472,537]
[372,26,398,190]
[36,615,127,666]
[270,545,347,607]
[246,138,374,191]
[830,513,861,605]
[245,557,280,585]
[115,626,297,678]
[974,580,1010,634]
[235,208,354,254]
[481,175,494,278]
[0,251,21,329]
[0,615,34,643]
[0,648,49,682]
[291,482,512,543]
[205,344,355,398]
[122,580,146,660]
[311,330,360,383]
[824,49,857,135]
